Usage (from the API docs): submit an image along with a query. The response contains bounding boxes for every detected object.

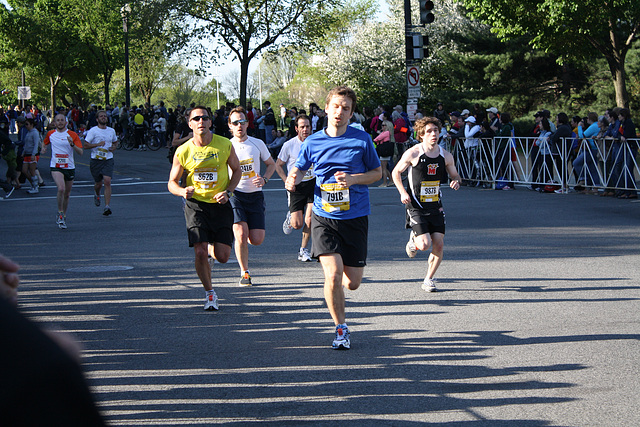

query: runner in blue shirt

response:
[286,86,381,350]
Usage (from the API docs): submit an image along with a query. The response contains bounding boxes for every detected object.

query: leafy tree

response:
[459,0,640,107]
[178,0,357,107]
[0,0,94,112]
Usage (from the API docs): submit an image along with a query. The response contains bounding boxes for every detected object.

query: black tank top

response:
[407,146,447,210]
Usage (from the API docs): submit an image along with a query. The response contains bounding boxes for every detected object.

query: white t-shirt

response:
[278,136,315,182]
[231,136,272,193]
[44,129,82,169]
[85,125,117,160]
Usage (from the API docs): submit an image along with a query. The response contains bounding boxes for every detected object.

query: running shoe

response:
[204,290,219,311]
[422,277,438,292]
[239,271,252,287]
[298,248,312,262]
[57,213,67,229]
[282,211,293,235]
[103,207,112,216]
[94,194,101,206]
[405,232,417,258]
[27,185,39,194]
[2,186,15,199]
[332,324,351,350]
[39,180,45,187]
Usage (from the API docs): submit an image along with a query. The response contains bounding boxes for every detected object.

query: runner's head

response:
[295,114,311,142]
[414,117,442,145]
[97,110,108,126]
[54,113,67,130]
[228,107,248,139]
[324,86,356,131]
[188,106,211,136]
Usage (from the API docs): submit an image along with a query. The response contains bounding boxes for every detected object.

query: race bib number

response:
[320,183,350,213]
[193,167,218,189]
[55,153,70,169]
[302,164,315,181]
[239,158,255,180]
[420,181,440,202]
[96,147,109,160]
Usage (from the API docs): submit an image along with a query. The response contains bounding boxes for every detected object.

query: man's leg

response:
[62,180,73,214]
[233,222,251,273]
[193,242,212,291]
[51,172,66,212]
[426,233,445,280]
[320,254,364,326]
[103,176,112,206]
[301,204,313,249]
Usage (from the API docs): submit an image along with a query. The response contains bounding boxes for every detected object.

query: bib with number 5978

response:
[420,181,440,202]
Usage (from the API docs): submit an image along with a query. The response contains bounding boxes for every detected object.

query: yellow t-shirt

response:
[175,135,232,203]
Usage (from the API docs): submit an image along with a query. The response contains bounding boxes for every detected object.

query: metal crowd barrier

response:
[444,136,640,193]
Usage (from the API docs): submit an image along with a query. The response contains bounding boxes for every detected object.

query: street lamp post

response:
[121,4,131,109]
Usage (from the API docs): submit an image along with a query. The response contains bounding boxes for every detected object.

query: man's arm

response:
[334,167,382,188]
[275,158,288,181]
[285,166,306,192]
[444,151,461,190]
[391,148,417,204]
[226,146,241,192]
[172,131,192,147]
[167,154,192,199]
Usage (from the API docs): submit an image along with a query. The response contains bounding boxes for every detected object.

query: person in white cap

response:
[486,107,501,133]
[463,116,481,184]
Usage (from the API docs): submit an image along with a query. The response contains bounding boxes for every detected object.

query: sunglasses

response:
[230,119,248,126]
[191,115,211,122]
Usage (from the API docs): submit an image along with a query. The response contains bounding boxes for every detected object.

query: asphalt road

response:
[1,146,639,426]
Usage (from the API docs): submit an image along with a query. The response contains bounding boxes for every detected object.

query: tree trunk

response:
[50,77,57,114]
[239,57,249,108]
[104,72,111,106]
[612,64,629,108]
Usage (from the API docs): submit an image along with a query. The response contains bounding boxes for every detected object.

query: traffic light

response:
[419,0,435,25]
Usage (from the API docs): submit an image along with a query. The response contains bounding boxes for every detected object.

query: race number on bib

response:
[96,147,109,160]
[320,183,350,213]
[55,154,70,169]
[302,165,315,182]
[193,167,218,189]
[239,158,255,180]
[420,181,440,202]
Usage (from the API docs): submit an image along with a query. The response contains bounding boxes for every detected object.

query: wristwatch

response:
[263,177,269,184]
[225,190,233,198]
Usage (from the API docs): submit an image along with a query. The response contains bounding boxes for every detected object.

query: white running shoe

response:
[27,185,39,194]
[405,232,417,258]
[298,248,312,262]
[204,290,219,311]
[57,213,67,229]
[422,278,437,292]
[282,211,293,235]
[332,324,351,350]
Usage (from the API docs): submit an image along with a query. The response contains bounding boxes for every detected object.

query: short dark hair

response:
[325,86,357,114]
[557,112,568,125]
[500,112,511,123]
[295,114,311,128]
[189,106,209,119]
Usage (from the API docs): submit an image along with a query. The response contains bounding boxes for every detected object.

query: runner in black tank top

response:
[391,117,461,292]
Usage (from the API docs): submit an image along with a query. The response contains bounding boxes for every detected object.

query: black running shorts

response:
[311,212,368,267]
[288,179,315,213]
[406,206,446,236]
[184,198,234,247]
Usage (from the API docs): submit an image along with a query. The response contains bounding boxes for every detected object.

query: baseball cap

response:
[461,109,470,116]
[486,107,498,114]
[16,116,26,123]
[465,116,476,124]
[450,111,461,117]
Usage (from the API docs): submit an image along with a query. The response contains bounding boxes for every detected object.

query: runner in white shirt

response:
[228,106,276,286]
[42,113,84,229]
[83,110,118,216]
[275,114,315,262]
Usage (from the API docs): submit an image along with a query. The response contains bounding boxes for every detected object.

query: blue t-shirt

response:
[295,126,381,219]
